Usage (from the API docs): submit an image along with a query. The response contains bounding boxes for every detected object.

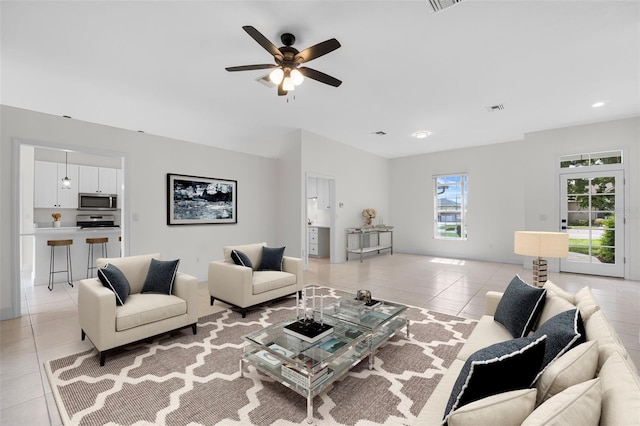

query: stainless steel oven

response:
[78,193,117,210]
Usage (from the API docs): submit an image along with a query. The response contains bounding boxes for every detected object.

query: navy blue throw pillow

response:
[258,246,285,271]
[141,258,180,295]
[443,335,547,425]
[98,263,131,306]
[494,275,547,338]
[231,249,253,269]
[531,308,586,384]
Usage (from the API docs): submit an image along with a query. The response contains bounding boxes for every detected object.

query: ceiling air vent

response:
[427,0,462,13]
[373,131,387,136]
[256,75,276,88]
[486,104,505,112]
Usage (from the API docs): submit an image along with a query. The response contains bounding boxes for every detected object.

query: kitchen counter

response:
[22,226,121,236]
[27,227,122,286]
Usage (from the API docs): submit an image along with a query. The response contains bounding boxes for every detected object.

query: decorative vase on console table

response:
[362,208,377,228]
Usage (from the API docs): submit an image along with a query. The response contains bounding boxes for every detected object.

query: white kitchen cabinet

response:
[308,226,330,258]
[307,177,330,209]
[317,178,330,210]
[34,161,79,208]
[79,165,118,194]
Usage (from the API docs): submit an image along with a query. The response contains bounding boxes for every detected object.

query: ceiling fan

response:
[225,26,342,96]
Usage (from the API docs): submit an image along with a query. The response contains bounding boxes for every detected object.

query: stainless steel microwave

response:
[78,193,117,210]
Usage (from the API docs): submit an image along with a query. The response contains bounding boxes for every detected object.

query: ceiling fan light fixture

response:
[283,77,295,91]
[291,69,304,86]
[269,68,284,85]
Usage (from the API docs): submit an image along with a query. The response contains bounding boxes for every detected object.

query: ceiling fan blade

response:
[277,81,287,96]
[242,26,283,60]
[298,67,342,87]
[225,64,279,72]
[295,38,341,63]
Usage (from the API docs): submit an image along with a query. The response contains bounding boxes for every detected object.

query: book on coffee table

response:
[268,343,295,358]
[281,364,334,388]
[283,320,334,343]
[364,299,382,308]
[254,350,283,367]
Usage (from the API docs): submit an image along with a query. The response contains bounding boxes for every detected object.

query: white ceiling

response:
[2,1,638,159]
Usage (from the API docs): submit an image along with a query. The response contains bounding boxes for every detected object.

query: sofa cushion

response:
[574,286,600,320]
[535,340,599,404]
[494,275,547,338]
[98,263,131,306]
[115,293,186,331]
[457,315,514,361]
[443,335,547,424]
[141,258,180,295]
[543,281,575,303]
[96,253,160,294]
[258,246,285,271]
[584,309,628,369]
[536,294,576,330]
[447,389,536,426]
[252,271,296,295]
[599,351,640,425]
[522,378,601,426]
[231,249,253,269]
[532,309,586,383]
[223,242,266,271]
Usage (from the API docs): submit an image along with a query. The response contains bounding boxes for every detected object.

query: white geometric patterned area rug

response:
[45,287,476,425]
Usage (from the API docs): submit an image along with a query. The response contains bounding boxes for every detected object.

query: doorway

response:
[559,169,624,277]
[11,138,128,319]
[305,174,336,269]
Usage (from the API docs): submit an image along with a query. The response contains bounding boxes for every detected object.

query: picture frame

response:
[167,173,237,225]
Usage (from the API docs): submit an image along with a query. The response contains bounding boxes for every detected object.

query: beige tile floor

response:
[1,253,639,425]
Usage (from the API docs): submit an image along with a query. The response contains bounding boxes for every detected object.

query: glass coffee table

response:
[240,294,408,423]
[318,296,409,369]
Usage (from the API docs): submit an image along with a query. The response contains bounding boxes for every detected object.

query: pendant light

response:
[61,152,71,189]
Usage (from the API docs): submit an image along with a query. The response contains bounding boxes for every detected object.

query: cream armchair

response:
[78,253,199,366]
[208,242,303,317]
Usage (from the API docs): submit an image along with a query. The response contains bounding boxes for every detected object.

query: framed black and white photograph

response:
[167,173,237,225]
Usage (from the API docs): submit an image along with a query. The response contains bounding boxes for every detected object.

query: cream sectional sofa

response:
[208,242,303,317]
[418,281,640,425]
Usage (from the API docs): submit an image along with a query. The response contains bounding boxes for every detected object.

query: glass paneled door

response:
[560,170,624,277]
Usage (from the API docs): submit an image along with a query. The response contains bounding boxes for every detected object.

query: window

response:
[560,150,622,168]
[434,174,468,240]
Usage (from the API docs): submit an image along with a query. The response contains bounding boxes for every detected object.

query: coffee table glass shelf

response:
[318,296,409,368]
[240,295,409,423]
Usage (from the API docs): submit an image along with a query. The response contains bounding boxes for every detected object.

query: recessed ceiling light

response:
[372,131,387,136]
[413,131,431,139]
[592,102,605,108]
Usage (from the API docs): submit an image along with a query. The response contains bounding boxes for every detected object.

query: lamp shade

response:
[514,231,569,258]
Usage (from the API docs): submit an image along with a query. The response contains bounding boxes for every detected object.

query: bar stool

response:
[47,239,73,291]
[86,237,109,278]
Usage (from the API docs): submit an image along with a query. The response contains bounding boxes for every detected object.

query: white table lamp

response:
[514,231,569,287]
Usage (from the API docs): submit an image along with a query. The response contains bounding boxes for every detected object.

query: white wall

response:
[2,105,637,320]
[301,130,390,262]
[389,117,639,279]
[277,130,303,258]
[522,117,639,279]
[389,140,525,264]
[0,105,287,319]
